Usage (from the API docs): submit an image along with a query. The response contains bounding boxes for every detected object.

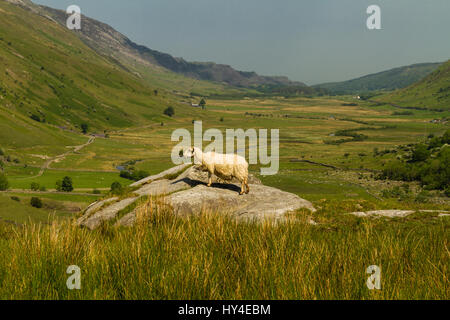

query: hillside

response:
[0,0,178,144]
[376,60,450,111]
[314,63,442,95]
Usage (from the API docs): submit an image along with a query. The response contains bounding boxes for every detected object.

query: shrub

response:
[163,106,175,117]
[30,182,40,191]
[93,189,101,195]
[39,185,47,192]
[392,111,414,116]
[378,131,450,192]
[10,196,20,202]
[110,182,123,195]
[81,123,89,134]
[30,197,43,208]
[0,173,9,191]
[61,176,74,192]
[415,191,429,203]
[55,180,62,192]
[30,114,41,122]
[0,148,4,156]
[120,170,149,182]
[411,144,430,162]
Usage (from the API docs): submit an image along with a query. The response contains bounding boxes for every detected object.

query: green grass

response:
[0,200,447,299]
[0,194,66,223]
[2,94,448,224]
[377,60,450,111]
[5,168,131,190]
[314,62,442,94]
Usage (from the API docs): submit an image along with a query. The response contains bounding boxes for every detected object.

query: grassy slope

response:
[0,0,174,139]
[314,63,442,94]
[376,60,450,111]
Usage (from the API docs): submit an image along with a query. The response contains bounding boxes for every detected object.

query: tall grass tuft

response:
[0,198,448,300]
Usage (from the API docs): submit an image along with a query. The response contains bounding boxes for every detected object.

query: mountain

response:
[314,63,442,95]
[0,0,174,148]
[36,4,303,89]
[376,60,450,111]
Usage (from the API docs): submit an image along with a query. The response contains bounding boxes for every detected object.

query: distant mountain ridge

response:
[27,2,304,88]
[314,63,442,94]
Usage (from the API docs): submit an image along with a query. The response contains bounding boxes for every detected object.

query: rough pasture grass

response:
[6,169,130,190]
[0,199,447,300]
[0,193,95,223]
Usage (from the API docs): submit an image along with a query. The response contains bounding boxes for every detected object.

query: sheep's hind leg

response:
[240,181,245,195]
[245,180,250,194]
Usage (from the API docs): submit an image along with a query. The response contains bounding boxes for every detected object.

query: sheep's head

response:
[183,147,195,158]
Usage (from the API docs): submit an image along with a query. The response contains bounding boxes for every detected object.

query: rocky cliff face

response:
[10,0,304,88]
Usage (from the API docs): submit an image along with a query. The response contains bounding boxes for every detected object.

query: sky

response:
[33,0,450,85]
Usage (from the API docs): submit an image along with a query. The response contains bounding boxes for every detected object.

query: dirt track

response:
[26,136,96,179]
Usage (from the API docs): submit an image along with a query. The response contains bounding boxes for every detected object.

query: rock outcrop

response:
[349,209,450,218]
[77,165,316,230]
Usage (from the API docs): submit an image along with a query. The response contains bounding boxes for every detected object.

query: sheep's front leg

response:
[207,172,212,187]
[240,182,245,195]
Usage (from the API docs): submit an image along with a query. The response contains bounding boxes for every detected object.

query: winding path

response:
[25,136,96,179]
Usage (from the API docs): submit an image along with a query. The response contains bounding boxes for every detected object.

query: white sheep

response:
[184,147,250,195]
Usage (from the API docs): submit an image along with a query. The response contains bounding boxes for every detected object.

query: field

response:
[2,95,449,222]
[1,94,449,299]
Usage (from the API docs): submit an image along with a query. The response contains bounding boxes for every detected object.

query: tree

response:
[61,176,74,192]
[30,197,43,208]
[0,173,9,191]
[56,180,62,192]
[164,106,175,117]
[30,182,40,191]
[411,144,430,162]
[81,123,89,134]
[199,98,206,109]
[110,181,123,195]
